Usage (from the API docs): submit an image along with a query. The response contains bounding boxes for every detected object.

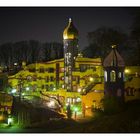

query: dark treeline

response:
[82,9,140,66]
[0,40,63,69]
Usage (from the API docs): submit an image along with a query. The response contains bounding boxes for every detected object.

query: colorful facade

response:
[8,19,140,117]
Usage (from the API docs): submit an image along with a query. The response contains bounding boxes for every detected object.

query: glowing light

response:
[77,88,81,93]
[48,101,55,107]
[14,62,17,66]
[0,115,4,121]
[86,106,88,109]
[125,69,130,74]
[89,77,94,82]
[53,87,56,91]
[76,98,81,102]
[26,87,30,91]
[74,107,78,112]
[8,117,13,125]
[11,89,16,94]
[62,85,64,88]
[65,103,69,106]
[83,88,85,92]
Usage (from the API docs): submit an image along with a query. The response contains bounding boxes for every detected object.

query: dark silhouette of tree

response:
[83,27,128,61]
[43,42,63,61]
[0,40,63,71]
[28,40,41,63]
[130,9,140,65]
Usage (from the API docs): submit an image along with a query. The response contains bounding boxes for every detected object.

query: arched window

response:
[110,70,116,82]
[118,72,122,78]
[104,71,107,82]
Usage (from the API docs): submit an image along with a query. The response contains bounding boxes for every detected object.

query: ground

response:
[1,100,140,133]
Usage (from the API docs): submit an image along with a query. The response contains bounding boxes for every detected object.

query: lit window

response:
[104,71,107,82]
[110,70,116,82]
[118,72,122,78]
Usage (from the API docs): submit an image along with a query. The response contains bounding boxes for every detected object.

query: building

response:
[8,19,140,117]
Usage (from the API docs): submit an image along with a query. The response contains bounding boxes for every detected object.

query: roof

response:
[103,46,125,67]
[63,18,78,40]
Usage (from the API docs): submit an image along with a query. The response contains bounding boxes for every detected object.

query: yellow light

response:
[125,69,130,74]
[89,77,94,82]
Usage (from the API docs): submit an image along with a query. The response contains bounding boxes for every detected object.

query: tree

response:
[130,9,140,65]
[83,27,128,61]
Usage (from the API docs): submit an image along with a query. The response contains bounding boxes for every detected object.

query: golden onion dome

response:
[63,18,78,40]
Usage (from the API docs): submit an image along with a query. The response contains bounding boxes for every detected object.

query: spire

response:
[103,45,125,67]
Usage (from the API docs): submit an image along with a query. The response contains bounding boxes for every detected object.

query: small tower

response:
[103,45,125,102]
[63,18,79,92]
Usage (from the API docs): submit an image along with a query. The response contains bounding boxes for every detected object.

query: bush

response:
[101,95,124,115]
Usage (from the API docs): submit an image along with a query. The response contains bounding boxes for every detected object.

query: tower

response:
[103,45,125,102]
[63,18,79,92]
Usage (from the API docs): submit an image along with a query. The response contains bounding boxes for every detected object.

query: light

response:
[11,89,16,94]
[14,62,17,66]
[76,97,81,102]
[82,88,85,92]
[53,87,56,91]
[26,87,30,91]
[77,88,81,93]
[48,100,55,107]
[74,107,78,112]
[86,106,88,109]
[26,87,29,91]
[125,69,130,74]
[0,115,4,121]
[65,103,69,106]
[8,117,13,125]
[89,77,94,82]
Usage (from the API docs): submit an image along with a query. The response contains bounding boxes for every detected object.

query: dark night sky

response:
[0,7,134,50]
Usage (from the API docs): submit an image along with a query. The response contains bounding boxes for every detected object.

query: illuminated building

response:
[63,18,79,92]
[8,19,140,117]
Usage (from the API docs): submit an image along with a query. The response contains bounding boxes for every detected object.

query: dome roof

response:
[103,45,125,67]
[63,18,78,40]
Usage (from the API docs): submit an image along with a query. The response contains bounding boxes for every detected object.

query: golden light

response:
[89,77,94,82]
[125,69,130,74]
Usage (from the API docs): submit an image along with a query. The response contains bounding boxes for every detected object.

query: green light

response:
[74,107,78,112]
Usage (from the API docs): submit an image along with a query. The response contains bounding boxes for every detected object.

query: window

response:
[104,71,107,82]
[48,68,54,73]
[46,76,49,82]
[50,76,54,81]
[79,64,87,72]
[46,85,49,91]
[39,67,44,73]
[118,72,122,78]
[28,68,36,72]
[110,70,116,82]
